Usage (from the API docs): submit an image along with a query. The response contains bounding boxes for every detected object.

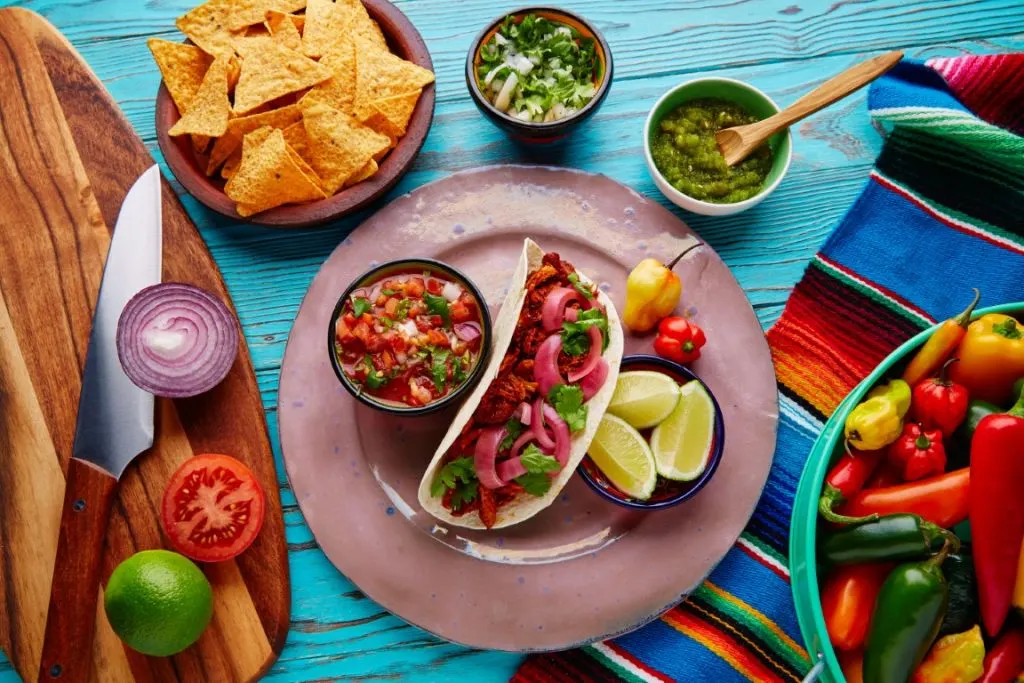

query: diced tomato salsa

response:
[334,269,485,407]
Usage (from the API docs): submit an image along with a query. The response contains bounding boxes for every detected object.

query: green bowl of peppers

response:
[789,302,1024,683]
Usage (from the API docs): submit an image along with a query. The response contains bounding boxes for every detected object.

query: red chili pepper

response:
[887,423,946,482]
[910,358,970,438]
[979,626,1024,683]
[821,563,892,651]
[653,316,706,364]
[842,468,970,529]
[865,461,903,489]
[971,393,1024,637]
[819,444,884,524]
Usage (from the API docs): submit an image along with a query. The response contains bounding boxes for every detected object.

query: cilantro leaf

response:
[567,273,594,300]
[362,355,387,390]
[548,384,588,433]
[351,296,372,317]
[451,479,479,511]
[424,293,450,323]
[520,444,560,473]
[499,418,524,452]
[431,348,451,392]
[516,471,552,497]
[453,353,469,384]
[431,456,476,498]
[561,308,609,356]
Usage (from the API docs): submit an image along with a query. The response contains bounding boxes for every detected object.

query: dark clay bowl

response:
[327,258,493,417]
[156,0,435,228]
[465,6,612,143]
[578,355,726,509]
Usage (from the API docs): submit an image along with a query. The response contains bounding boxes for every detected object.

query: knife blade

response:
[38,165,163,683]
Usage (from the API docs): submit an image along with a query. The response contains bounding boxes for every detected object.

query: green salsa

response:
[651,98,773,203]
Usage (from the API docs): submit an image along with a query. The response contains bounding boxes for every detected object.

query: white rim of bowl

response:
[642,77,793,211]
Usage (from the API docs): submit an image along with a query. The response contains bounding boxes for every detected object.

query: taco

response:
[417,238,624,529]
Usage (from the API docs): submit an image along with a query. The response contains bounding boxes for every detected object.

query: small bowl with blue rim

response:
[578,355,726,509]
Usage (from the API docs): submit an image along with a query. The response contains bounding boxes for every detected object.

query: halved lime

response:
[650,380,716,481]
[606,371,681,429]
[588,414,657,500]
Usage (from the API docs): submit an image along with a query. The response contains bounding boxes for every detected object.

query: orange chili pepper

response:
[902,289,980,387]
[821,563,893,651]
[837,648,865,683]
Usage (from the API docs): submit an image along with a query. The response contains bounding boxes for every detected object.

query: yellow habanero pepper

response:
[949,313,1024,404]
[910,625,985,683]
[845,380,910,451]
[622,243,702,334]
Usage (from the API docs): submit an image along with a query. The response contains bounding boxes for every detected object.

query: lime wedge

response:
[606,371,681,429]
[588,414,657,500]
[650,381,716,481]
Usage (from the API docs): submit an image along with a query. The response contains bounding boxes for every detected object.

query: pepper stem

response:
[1008,392,1024,419]
[915,433,932,450]
[927,530,961,567]
[954,288,981,328]
[818,492,879,525]
[666,242,704,270]
[937,357,958,385]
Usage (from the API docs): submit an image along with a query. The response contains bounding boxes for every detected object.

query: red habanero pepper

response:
[971,393,1024,637]
[819,444,884,524]
[979,626,1024,683]
[653,316,706,364]
[910,358,970,438]
[888,423,947,482]
[821,563,893,651]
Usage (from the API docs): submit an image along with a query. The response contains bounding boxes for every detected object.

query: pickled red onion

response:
[541,287,582,332]
[580,358,609,400]
[533,396,555,449]
[511,430,538,457]
[534,334,564,397]
[567,326,603,383]
[542,404,571,467]
[496,457,527,482]
[474,426,507,489]
[514,401,532,426]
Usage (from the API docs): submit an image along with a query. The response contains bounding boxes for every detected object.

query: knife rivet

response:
[50,664,62,678]
[73,499,86,512]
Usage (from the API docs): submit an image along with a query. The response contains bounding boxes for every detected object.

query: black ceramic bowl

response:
[465,7,613,143]
[578,355,726,509]
[327,259,492,417]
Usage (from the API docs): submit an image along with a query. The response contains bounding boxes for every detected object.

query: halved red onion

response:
[541,287,582,332]
[533,334,564,397]
[474,426,506,490]
[533,396,555,449]
[514,401,532,426]
[116,282,239,398]
[453,321,481,343]
[496,457,527,483]
[580,359,609,401]
[567,326,604,383]
[542,404,571,467]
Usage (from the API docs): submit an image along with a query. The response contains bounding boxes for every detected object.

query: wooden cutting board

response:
[0,7,289,682]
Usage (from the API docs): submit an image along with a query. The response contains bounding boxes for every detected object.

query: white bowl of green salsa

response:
[643,78,792,216]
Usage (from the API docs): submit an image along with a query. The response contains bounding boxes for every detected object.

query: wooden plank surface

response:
[0,7,288,682]
[1,0,1022,680]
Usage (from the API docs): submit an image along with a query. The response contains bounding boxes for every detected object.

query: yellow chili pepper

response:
[903,289,980,387]
[910,625,984,683]
[949,313,1024,404]
[845,379,909,450]
[622,243,702,334]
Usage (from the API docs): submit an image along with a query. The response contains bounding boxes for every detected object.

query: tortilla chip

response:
[192,134,212,153]
[354,49,434,120]
[148,39,213,114]
[289,13,305,31]
[336,0,387,52]
[281,121,310,159]
[228,0,306,30]
[264,10,303,51]
[205,103,302,174]
[227,54,242,93]
[176,0,244,57]
[306,38,356,114]
[301,0,346,58]
[345,158,377,187]
[233,40,332,114]
[361,89,420,140]
[221,146,243,178]
[168,53,233,137]
[300,100,390,193]
[225,128,326,216]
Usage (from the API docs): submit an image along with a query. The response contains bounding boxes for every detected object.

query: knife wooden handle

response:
[38,458,118,683]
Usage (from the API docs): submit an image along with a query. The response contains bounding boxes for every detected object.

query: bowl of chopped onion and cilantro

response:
[467,8,612,141]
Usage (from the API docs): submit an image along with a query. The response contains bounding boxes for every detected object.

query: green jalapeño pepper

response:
[950,399,1002,469]
[819,513,956,566]
[864,538,958,683]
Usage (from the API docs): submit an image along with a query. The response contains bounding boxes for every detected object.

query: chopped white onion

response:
[398,320,418,338]
[442,281,463,302]
[494,72,518,112]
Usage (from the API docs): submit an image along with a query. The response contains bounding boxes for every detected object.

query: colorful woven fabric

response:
[514,55,1024,683]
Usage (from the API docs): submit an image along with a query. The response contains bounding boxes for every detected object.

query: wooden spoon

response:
[715,50,904,167]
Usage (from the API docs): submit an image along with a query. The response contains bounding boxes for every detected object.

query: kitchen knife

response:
[38,165,163,683]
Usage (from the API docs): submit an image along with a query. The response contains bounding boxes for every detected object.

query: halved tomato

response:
[161,454,266,563]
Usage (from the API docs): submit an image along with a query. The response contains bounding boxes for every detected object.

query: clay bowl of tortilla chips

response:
[154,0,435,228]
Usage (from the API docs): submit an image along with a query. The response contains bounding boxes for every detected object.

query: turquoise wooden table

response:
[1,0,1022,680]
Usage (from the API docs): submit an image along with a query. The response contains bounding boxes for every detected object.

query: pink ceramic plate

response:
[279,165,778,651]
